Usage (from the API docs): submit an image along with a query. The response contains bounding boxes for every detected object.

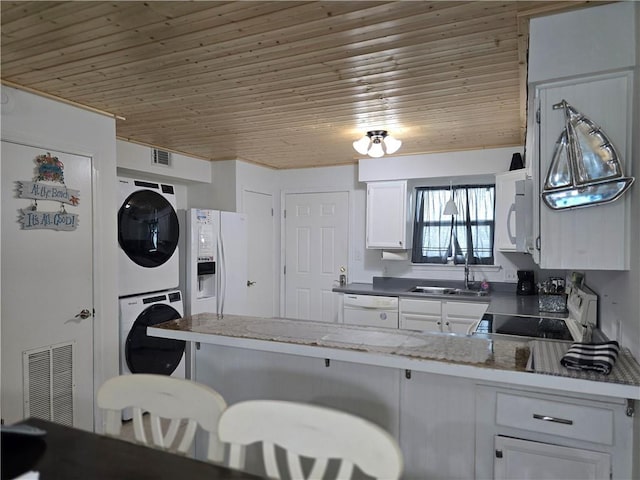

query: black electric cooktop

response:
[475,314,573,341]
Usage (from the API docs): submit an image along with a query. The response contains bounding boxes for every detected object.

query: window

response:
[412,184,495,265]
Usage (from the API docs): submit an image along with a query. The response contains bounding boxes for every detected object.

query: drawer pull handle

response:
[533,413,573,425]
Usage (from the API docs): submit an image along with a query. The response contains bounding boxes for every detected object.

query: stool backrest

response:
[97,374,227,462]
[218,400,403,479]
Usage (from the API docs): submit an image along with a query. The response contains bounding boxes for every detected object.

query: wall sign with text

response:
[16,152,80,231]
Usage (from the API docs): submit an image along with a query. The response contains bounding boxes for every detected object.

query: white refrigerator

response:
[182,208,248,317]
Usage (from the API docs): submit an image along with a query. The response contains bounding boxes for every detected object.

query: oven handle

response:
[532,413,573,425]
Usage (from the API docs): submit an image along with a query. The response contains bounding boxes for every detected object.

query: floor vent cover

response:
[23,342,75,426]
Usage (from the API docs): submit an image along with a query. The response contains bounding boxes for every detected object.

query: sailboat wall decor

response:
[541,100,634,210]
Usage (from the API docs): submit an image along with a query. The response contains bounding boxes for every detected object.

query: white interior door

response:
[1,141,94,429]
[242,189,275,318]
[284,191,348,322]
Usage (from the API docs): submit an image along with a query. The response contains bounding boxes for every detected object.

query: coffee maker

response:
[517,270,536,295]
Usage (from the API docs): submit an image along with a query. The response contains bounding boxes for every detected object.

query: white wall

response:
[1,86,119,431]
[116,139,211,184]
[528,2,636,83]
[586,1,640,361]
[275,157,526,286]
[528,1,640,360]
[359,146,523,182]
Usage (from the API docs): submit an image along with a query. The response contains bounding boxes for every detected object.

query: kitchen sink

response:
[410,286,488,297]
[410,286,456,295]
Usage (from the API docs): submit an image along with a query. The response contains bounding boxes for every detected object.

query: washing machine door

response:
[125,304,185,375]
[118,189,179,268]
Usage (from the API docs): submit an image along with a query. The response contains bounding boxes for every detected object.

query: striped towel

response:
[560,341,620,375]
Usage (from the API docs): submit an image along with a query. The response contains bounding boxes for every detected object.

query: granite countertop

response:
[333,277,568,319]
[150,313,640,400]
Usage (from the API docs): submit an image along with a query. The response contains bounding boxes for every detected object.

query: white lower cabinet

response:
[399,297,488,334]
[444,301,488,334]
[494,435,611,480]
[476,385,634,480]
[400,371,476,479]
[399,298,441,331]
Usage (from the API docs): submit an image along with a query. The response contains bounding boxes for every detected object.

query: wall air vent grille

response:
[23,342,74,426]
[152,148,171,166]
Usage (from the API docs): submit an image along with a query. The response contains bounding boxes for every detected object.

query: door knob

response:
[247,280,256,287]
[75,309,92,319]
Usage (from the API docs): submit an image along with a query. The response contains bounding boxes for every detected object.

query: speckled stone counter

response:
[149,313,640,400]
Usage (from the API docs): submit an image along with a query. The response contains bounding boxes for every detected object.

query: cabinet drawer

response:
[400,313,441,332]
[445,301,488,318]
[399,298,441,315]
[496,392,614,445]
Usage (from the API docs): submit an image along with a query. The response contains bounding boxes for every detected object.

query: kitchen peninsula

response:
[150,313,640,479]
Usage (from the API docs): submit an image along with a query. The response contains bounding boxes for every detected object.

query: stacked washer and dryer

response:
[117,177,186,396]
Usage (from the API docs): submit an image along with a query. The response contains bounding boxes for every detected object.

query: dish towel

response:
[560,341,620,375]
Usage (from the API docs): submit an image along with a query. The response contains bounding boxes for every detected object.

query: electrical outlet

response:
[505,270,518,282]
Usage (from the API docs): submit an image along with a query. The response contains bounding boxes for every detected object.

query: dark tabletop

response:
[1,418,263,480]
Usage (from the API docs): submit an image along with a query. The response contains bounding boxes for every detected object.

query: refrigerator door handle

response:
[216,229,221,317]
[218,229,226,318]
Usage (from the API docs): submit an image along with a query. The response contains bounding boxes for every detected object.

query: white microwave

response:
[514,178,533,252]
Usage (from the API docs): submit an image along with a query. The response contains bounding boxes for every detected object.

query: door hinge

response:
[535,108,541,124]
[495,450,503,458]
[405,369,411,379]
[283,265,286,275]
[271,208,274,216]
[284,209,286,218]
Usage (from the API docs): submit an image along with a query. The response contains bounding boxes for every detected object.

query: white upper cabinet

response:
[532,73,633,270]
[366,180,411,249]
[527,2,636,270]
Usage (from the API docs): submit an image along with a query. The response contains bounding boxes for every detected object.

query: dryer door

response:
[125,304,185,375]
[118,189,179,268]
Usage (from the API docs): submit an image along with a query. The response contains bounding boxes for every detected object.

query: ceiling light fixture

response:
[353,130,402,158]
[443,181,458,216]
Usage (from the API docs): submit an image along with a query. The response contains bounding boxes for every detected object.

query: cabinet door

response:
[534,72,632,270]
[443,301,488,334]
[400,372,476,479]
[494,435,611,480]
[399,298,442,332]
[495,170,526,252]
[366,181,408,249]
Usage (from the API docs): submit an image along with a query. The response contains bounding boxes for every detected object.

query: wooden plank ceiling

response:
[1,1,599,169]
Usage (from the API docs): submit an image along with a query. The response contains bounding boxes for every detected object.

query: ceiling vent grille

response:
[152,148,171,167]
[23,342,75,426]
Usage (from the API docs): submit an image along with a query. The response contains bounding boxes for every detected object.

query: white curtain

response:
[412,185,495,264]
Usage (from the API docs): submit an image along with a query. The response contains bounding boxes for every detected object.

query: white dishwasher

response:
[343,294,399,328]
